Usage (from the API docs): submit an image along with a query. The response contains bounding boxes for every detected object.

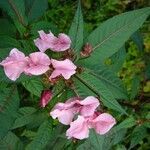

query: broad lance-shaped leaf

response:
[78,7,150,65]
[74,70,126,114]
[69,0,83,57]
[86,67,128,100]
[0,0,27,26]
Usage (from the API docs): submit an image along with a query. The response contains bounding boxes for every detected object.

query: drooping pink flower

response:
[40,90,53,108]
[66,115,89,140]
[0,48,28,81]
[34,30,71,52]
[24,52,51,75]
[66,112,116,140]
[91,113,116,135]
[49,59,77,80]
[50,96,100,125]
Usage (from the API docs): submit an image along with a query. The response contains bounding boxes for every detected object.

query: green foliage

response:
[78,7,150,66]
[0,0,149,149]
[69,0,83,58]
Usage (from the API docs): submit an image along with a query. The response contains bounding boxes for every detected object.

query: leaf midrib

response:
[91,10,149,51]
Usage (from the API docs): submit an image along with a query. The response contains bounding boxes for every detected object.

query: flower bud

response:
[40,90,53,107]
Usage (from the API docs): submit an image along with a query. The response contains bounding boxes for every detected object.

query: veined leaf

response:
[74,70,126,114]
[86,67,128,99]
[25,0,48,22]
[22,78,44,97]
[0,0,27,26]
[0,132,23,150]
[0,86,19,139]
[69,0,83,57]
[26,120,52,150]
[78,7,150,65]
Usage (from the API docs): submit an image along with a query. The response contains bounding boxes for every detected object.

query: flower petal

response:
[66,115,89,140]
[92,113,116,135]
[79,96,100,117]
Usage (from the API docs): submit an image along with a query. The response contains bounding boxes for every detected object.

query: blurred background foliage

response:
[0,0,150,149]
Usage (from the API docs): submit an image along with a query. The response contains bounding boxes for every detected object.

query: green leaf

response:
[0,0,27,26]
[0,19,16,37]
[115,116,136,131]
[129,125,148,149]
[0,86,19,139]
[69,0,83,57]
[130,75,140,100]
[78,7,150,65]
[25,0,48,22]
[131,30,143,51]
[22,78,44,97]
[86,67,128,99]
[26,120,52,150]
[12,110,37,129]
[0,132,23,150]
[77,129,126,150]
[30,21,58,36]
[110,46,126,72]
[0,36,21,48]
[74,70,126,114]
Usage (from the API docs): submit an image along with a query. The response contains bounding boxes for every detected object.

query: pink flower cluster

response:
[0,31,76,81]
[50,96,116,140]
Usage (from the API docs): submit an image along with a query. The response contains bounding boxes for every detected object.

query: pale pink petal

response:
[40,90,53,108]
[0,48,27,81]
[79,96,100,117]
[66,115,89,140]
[49,59,76,80]
[24,52,51,75]
[52,33,71,52]
[50,109,74,125]
[34,38,50,53]
[92,113,116,135]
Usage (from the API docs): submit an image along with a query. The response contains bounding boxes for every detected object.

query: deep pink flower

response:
[34,30,71,52]
[49,59,77,80]
[66,112,116,140]
[24,52,51,75]
[66,115,89,140]
[40,90,53,108]
[50,96,100,125]
[0,48,28,81]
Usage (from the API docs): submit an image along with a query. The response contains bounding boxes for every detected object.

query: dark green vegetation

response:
[0,0,150,150]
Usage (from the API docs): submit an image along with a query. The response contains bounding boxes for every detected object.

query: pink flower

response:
[91,113,116,135]
[50,97,80,125]
[50,96,100,125]
[40,90,53,108]
[49,59,77,80]
[66,115,89,140]
[0,48,28,81]
[66,112,116,140]
[24,52,51,75]
[34,30,71,52]
[79,96,100,117]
